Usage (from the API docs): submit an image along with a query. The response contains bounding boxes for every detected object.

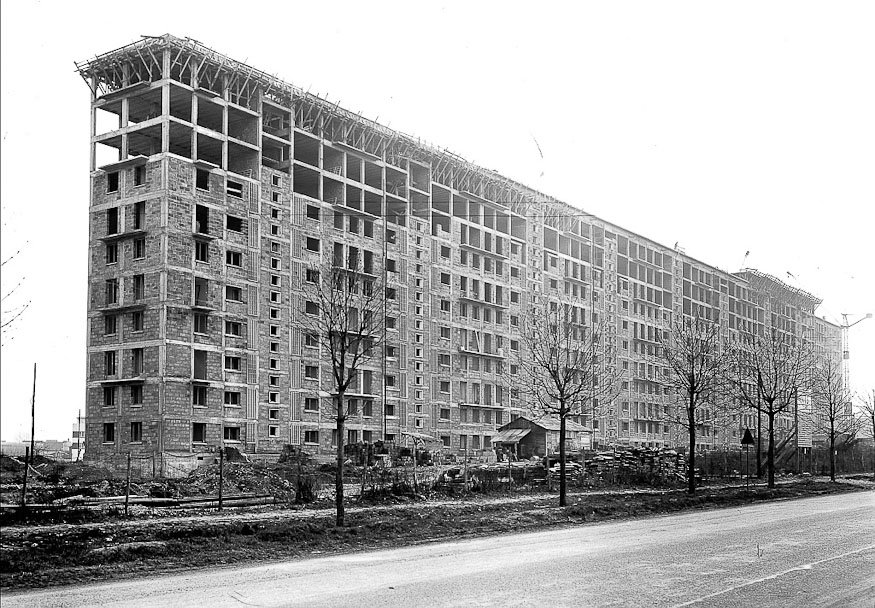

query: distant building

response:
[0,441,27,457]
[72,418,86,461]
[0,440,71,460]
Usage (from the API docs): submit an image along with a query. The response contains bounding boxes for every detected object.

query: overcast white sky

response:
[1,1,873,441]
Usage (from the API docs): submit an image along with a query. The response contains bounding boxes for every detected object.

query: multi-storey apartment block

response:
[79,35,842,469]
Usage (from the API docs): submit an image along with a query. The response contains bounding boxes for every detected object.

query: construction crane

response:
[840,313,872,390]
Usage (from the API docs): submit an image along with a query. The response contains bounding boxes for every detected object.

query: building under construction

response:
[77,35,842,471]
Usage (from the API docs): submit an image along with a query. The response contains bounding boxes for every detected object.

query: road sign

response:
[741,428,755,446]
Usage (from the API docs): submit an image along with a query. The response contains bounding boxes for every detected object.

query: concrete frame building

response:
[78,35,843,469]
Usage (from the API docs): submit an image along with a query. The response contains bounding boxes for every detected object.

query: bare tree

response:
[516,301,620,506]
[292,255,385,526]
[1,244,30,344]
[810,356,856,481]
[856,389,875,479]
[730,329,813,488]
[658,315,732,494]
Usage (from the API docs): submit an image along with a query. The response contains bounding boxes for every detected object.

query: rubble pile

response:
[183,462,296,501]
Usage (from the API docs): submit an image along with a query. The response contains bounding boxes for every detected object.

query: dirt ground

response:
[1,478,868,591]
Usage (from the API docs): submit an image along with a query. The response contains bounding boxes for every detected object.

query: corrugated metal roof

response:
[528,416,590,432]
[491,429,531,444]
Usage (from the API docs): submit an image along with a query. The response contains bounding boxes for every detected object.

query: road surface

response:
[6,491,874,607]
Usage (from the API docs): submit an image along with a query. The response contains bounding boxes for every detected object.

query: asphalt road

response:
[6,491,874,608]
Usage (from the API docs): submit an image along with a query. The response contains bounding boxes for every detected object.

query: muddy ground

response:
[1,478,867,591]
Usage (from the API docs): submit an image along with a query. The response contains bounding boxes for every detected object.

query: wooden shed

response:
[492,416,592,459]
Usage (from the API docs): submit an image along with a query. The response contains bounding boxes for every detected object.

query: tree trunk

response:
[335,392,345,527]
[688,393,696,494]
[871,415,875,480]
[558,411,567,507]
[829,419,836,482]
[756,387,762,478]
[767,411,776,489]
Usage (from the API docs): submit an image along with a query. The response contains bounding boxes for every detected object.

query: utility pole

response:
[20,447,29,507]
[382,192,388,442]
[77,409,82,462]
[840,313,872,393]
[21,363,36,508]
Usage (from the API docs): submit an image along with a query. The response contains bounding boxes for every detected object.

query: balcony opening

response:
[95,105,121,136]
[228,105,258,145]
[194,277,209,307]
[166,122,192,159]
[432,211,450,237]
[106,207,119,234]
[323,176,344,205]
[262,104,291,140]
[364,162,382,189]
[385,166,406,199]
[347,156,362,183]
[196,97,223,133]
[195,204,210,234]
[169,85,193,123]
[346,185,361,211]
[364,191,382,217]
[453,195,468,219]
[410,162,430,192]
[95,141,120,169]
[469,201,481,225]
[432,185,451,215]
[228,140,259,177]
[133,201,145,230]
[411,191,429,219]
[323,145,344,176]
[511,216,526,240]
[496,212,510,235]
[293,164,319,199]
[483,206,496,229]
[386,198,407,227]
[262,137,291,174]
[193,350,207,380]
[195,132,222,167]
[294,131,320,167]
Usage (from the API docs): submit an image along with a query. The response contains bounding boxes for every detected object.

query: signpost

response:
[741,428,755,492]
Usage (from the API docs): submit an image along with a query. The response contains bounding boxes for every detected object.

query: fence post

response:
[21,446,30,507]
[218,447,224,511]
[124,452,132,517]
[463,446,469,492]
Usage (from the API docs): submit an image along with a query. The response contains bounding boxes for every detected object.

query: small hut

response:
[492,416,592,459]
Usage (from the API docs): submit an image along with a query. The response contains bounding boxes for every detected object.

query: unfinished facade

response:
[78,35,843,469]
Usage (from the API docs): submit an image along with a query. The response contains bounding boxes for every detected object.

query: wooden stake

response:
[218,446,224,511]
[21,446,29,508]
[21,363,36,508]
[124,452,132,516]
